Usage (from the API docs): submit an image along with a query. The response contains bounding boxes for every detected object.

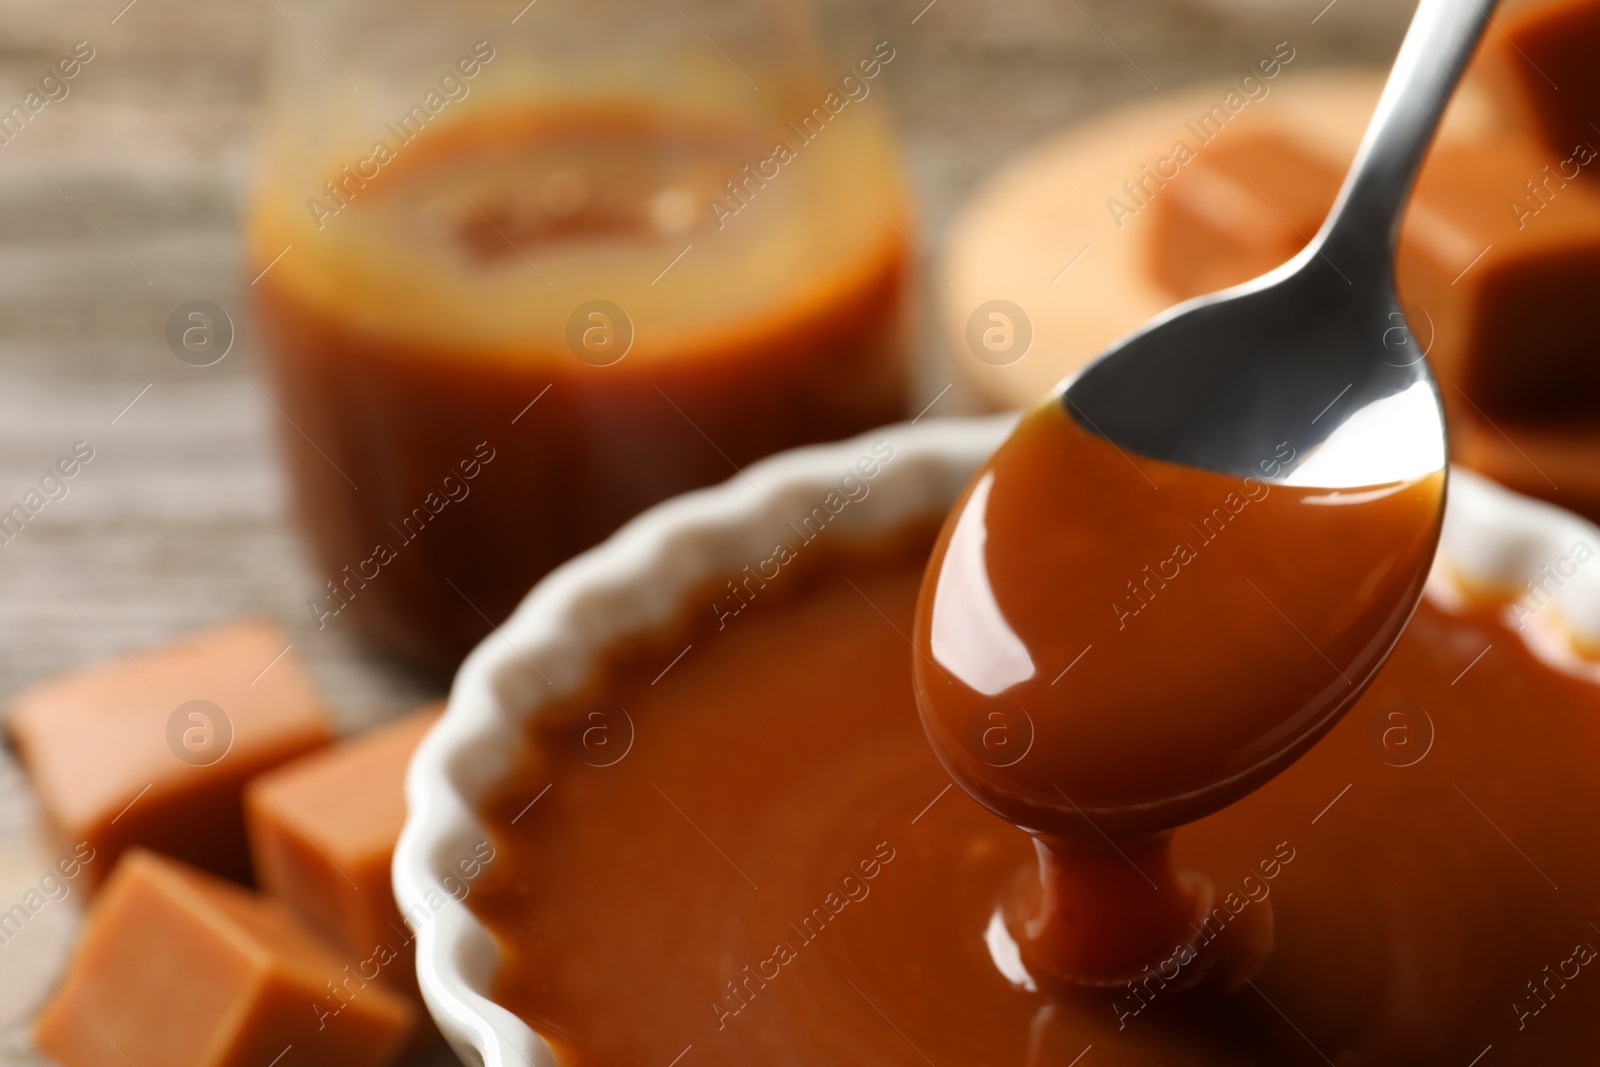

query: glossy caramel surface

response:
[914,404,1444,839]
[473,526,1600,1065]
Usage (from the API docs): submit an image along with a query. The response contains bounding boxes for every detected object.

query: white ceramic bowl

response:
[392,415,1600,1066]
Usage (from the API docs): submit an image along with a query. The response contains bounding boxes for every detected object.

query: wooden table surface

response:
[0,0,1405,1061]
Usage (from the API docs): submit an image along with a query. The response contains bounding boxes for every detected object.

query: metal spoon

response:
[1062,0,1496,489]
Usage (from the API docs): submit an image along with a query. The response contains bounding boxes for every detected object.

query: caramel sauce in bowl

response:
[393,415,1600,1066]
[392,415,1014,1065]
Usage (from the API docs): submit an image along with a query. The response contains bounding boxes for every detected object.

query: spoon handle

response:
[1316,0,1498,269]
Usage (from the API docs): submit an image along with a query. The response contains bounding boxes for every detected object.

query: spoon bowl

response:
[1064,0,1492,491]
[1064,253,1446,489]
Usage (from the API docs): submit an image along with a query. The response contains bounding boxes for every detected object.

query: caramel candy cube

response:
[1397,138,1600,426]
[1479,0,1600,166]
[246,705,442,972]
[34,850,415,1067]
[1145,130,1343,300]
[6,619,333,887]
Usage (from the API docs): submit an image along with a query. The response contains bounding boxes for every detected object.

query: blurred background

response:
[0,0,1417,1060]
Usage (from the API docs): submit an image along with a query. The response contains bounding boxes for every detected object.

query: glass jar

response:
[248,0,913,665]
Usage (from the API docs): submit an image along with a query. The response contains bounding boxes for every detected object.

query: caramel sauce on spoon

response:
[914,402,1444,985]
